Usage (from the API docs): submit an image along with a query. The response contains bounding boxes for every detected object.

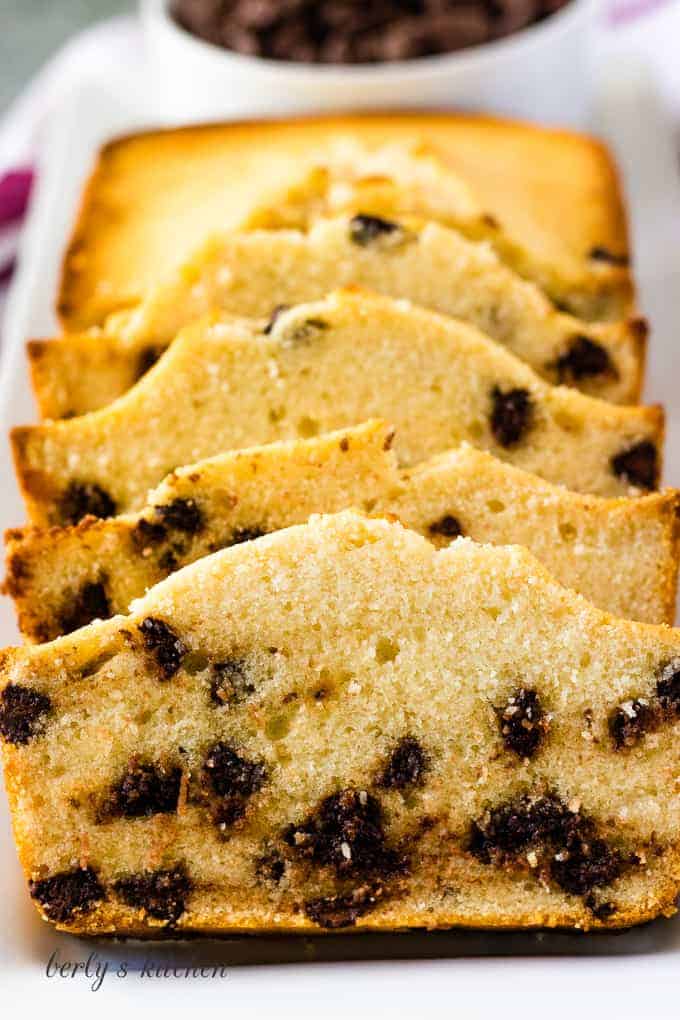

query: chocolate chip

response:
[380,10,490,60]
[256,849,286,884]
[550,836,621,896]
[585,894,616,920]
[100,761,182,819]
[611,441,659,490]
[490,386,533,447]
[0,683,52,745]
[202,741,267,827]
[58,481,116,525]
[469,794,623,898]
[210,659,255,706]
[285,788,407,879]
[114,866,192,924]
[154,498,204,535]
[304,885,383,929]
[132,517,168,550]
[58,580,111,636]
[378,736,429,790]
[427,514,463,540]
[158,549,180,572]
[349,213,402,247]
[469,794,573,863]
[498,688,548,759]
[555,336,614,383]
[228,527,267,546]
[657,661,680,714]
[588,246,630,267]
[138,617,186,678]
[30,867,104,923]
[136,344,165,381]
[609,699,657,750]
[263,304,291,334]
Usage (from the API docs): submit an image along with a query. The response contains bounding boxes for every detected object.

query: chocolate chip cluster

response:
[171,0,572,64]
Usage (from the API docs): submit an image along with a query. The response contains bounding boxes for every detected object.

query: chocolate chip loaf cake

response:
[2,511,680,936]
[58,114,633,332]
[5,421,679,643]
[35,214,644,420]
[12,291,663,528]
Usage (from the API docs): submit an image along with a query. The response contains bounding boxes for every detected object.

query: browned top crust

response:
[58,112,632,330]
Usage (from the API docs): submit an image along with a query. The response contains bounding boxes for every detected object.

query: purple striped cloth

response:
[0,168,34,283]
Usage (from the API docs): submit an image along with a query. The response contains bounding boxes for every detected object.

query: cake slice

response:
[33,215,645,421]
[12,291,663,528]
[57,114,633,332]
[244,138,629,320]
[2,510,680,936]
[5,421,679,643]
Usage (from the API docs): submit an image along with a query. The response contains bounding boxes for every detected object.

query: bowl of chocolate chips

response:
[143,0,594,125]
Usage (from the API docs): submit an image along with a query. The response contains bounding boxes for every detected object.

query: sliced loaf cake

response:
[12,291,663,527]
[2,512,680,936]
[5,421,679,642]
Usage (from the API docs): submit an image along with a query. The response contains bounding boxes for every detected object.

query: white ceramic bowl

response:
[141,0,596,127]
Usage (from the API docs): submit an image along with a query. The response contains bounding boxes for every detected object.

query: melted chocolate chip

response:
[378,737,429,790]
[114,866,192,924]
[285,788,407,879]
[58,482,117,525]
[158,549,180,572]
[132,517,168,550]
[349,213,402,246]
[210,659,255,706]
[263,304,290,335]
[499,688,548,759]
[585,893,616,920]
[469,795,574,863]
[611,441,659,490]
[427,515,463,540]
[0,683,52,745]
[138,617,186,678]
[101,761,182,819]
[30,867,104,923]
[469,794,622,898]
[550,836,621,896]
[490,386,533,448]
[609,699,657,750]
[202,742,267,827]
[136,345,165,381]
[229,527,267,546]
[58,580,111,636]
[256,850,286,884]
[588,246,630,268]
[304,885,383,929]
[656,662,680,714]
[154,498,204,535]
[555,336,614,383]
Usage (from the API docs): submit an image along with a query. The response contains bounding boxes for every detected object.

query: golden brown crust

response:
[58,112,633,331]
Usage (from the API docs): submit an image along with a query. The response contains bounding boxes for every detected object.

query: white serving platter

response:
[1,68,680,1017]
